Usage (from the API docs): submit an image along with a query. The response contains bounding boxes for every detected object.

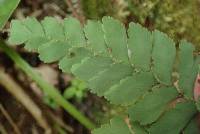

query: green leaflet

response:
[102,16,129,63]
[22,18,47,50]
[0,0,20,30]
[105,72,155,105]
[64,17,86,46]
[23,17,45,37]
[9,20,32,44]
[178,40,198,98]
[41,17,65,40]
[9,18,49,50]
[128,23,152,71]
[152,30,176,85]
[84,20,108,53]
[59,47,92,73]
[71,56,113,81]
[92,117,132,134]
[38,40,70,63]
[88,63,133,96]
[148,101,197,134]
[25,37,49,51]
[128,87,178,125]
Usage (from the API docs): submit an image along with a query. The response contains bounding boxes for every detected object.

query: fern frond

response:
[8,16,200,134]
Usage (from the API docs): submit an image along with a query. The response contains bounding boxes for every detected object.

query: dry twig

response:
[0,103,21,134]
[65,0,85,23]
[48,111,74,133]
[0,68,51,134]
[0,122,8,134]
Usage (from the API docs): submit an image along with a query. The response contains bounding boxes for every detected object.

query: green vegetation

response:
[8,16,200,133]
[127,0,200,49]
[81,0,112,19]
[64,79,88,102]
[82,0,200,48]
[0,42,95,129]
[0,1,95,130]
[81,0,129,21]
[1,0,200,133]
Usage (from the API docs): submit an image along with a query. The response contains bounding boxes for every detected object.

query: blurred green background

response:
[82,0,200,49]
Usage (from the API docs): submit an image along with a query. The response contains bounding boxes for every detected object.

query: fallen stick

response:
[0,119,9,134]
[0,103,21,134]
[0,68,51,134]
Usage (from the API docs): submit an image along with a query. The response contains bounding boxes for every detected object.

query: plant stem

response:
[0,41,96,130]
